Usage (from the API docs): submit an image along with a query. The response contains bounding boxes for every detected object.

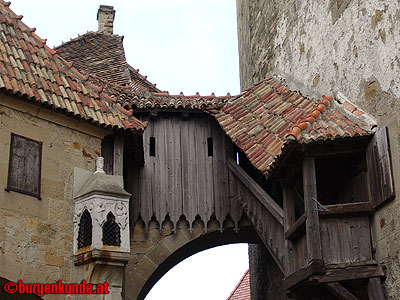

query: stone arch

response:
[125,215,262,300]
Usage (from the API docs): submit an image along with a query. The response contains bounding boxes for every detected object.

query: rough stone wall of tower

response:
[236,0,400,298]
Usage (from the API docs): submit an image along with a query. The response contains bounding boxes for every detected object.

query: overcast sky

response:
[10,0,240,96]
[7,1,248,299]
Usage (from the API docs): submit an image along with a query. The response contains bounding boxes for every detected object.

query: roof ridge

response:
[152,91,232,99]
[286,95,333,140]
[335,92,377,130]
[54,31,124,50]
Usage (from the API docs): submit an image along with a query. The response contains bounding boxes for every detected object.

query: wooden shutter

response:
[7,133,42,198]
[366,126,395,208]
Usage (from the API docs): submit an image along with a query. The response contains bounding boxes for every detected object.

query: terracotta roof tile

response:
[0,1,146,132]
[226,269,250,300]
[212,77,374,175]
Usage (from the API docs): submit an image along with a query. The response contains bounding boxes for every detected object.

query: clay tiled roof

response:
[0,1,146,132]
[55,32,131,86]
[129,91,231,110]
[214,77,374,175]
[55,32,160,96]
[226,269,250,300]
[128,64,160,95]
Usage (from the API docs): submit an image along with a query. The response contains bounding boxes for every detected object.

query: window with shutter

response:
[6,133,42,199]
[366,126,395,208]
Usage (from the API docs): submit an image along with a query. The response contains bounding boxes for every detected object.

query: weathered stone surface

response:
[0,93,110,298]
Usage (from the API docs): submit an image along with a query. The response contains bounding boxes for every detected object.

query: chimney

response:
[97,5,115,34]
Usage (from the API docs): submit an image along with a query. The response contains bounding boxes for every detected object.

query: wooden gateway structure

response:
[100,77,392,299]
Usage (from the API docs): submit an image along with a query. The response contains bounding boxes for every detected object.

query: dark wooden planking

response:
[282,181,296,274]
[213,121,228,225]
[146,120,158,224]
[324,282,360,300]
[302,157,322,263]
[204,118,215,223]
[155,118,168,224]
[101,135,114,175]
[182,117,200,225]
[195,118,207,224]
[366,126,395,208]
[167,116,183,226]
[315,265,385,283]
[113,133,124,176]
[367,277,385,300]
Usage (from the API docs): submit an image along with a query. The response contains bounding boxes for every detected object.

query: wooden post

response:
[367,277,385,300]
[113,133,124,176]
[282,181,296,276]
[302,157,322,263]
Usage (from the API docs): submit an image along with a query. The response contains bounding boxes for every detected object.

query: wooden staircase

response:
[228,158,286,273]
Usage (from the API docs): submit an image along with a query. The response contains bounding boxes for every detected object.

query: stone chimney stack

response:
[97,5,115,34]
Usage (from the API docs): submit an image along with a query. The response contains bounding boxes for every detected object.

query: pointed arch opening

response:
[77,209,92,249]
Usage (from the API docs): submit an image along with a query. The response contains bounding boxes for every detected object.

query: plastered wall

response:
[0,94,109,299]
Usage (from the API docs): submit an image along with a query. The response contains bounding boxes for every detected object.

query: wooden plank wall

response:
[319,215,372,264]
[126,114,239,230]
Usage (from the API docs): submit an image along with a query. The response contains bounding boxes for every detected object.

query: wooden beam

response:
[284,259,325,290]
[113,133,124,176]
[285,213,306,240]
[318,202,373,217]
[302,157,322,263]
[304,138,369,158]
[283,182,296,276]
[367,277,385,300]
[227,158,284,225]
[324,282,360,300]
[314,265,385,283]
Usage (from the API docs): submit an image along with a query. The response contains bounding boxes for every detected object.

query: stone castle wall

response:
[237,0,400,298]
[0,94,109,299]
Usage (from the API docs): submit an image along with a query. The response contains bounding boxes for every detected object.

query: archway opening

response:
[144,244,249,300]
[131,224,262,300]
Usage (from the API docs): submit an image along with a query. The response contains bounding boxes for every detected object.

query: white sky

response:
[7,1,248,299]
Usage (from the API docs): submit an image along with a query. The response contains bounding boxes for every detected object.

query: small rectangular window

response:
[150,137,156,157]
[6,133,42,199]
[207,137,213,157]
